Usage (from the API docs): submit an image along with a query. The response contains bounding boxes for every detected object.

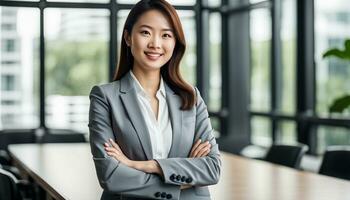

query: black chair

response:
[38,129,86,143]
[264,144,308,169]
[0,168,22,200]
[0,130,36,170]
[319,146,350,180]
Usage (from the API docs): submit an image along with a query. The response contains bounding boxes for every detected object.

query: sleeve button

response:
[176,175,181,181]
[170,174,176,181]
[166,194,172,199]
[181,176,186,182]
[155,192,161,197]
[185,177,193,183]
[161,192,167,198]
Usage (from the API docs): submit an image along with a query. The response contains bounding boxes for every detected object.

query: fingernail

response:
[109,138,113,142]
[206,141,209,144]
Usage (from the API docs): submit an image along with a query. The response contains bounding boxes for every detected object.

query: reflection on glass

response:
[47,0,108,2]
[208,13,221,111]
[280,0,296,114]
[315,0,350,115]
[0,7,40,129]
[277,120,297,144]
[210,117,221,138]
[5,0,39,1]
[317,126,350,154]
[250,9,271,112]
[117,10,196,85]
[249,0,266,4]
[251,116,271,146]
[45,8,109,133]
[208,0,221,7]
[117,0,196,5]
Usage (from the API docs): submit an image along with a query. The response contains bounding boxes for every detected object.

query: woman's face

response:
[125,9,176,72]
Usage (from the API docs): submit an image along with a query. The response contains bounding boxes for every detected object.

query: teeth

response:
[145,52,161,56]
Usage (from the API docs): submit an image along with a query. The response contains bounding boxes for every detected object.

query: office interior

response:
[0,0,350,199]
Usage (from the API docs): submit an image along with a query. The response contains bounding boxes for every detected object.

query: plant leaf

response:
[323,39,350,60]
[329,95,350,113]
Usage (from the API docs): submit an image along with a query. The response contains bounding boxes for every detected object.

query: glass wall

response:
[0,7,40,129]
[45,8,109,133]
[315,0,350,153]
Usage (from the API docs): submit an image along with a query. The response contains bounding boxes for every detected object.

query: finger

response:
[190,139,201,156]
[192,141,210,157]
[196,146,209,157]
[106,151,118,159]
[197,146,211,157]
[105,146,121,155]
[109,138,121,151]
[104,142,110,147]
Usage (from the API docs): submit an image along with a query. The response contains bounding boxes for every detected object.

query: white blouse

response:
[129,71,173,159]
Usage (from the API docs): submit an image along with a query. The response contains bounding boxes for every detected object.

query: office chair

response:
[38,129,86,143]
[264,144,308,169]
[0,168,22,200]
[319,146,350,181]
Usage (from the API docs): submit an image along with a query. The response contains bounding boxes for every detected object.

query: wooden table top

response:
[9,143,350,200]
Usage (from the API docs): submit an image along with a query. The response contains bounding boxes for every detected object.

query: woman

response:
[89,0,221,199]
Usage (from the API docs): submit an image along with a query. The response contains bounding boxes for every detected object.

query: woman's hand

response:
[104,138,132,167]
[104,139,163,176]
[189,139,211,158]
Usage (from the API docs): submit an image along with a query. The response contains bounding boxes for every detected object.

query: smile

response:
[144,52,163,60]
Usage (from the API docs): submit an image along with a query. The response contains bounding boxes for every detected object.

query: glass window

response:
[2,39,16,52]
[208,0,221,7]
[208,13,221,112]
[117,0,196,5]
[4,0,39,1]
[280,0,296,114]
[249,0,267,4]
[250,9,271,112]
[210,117,221,138]
[0,7,40,130]
[45,8,109,133]
[117,10,196,85]
[47,0,109,2]
[1,75,16,91]
[251,116,272,146]
[317,126,350,154]
[277,120,297,144]
[315,0,350,115]
[1,23,16,31]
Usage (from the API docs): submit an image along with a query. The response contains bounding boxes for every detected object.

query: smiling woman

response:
[88,0,221,200]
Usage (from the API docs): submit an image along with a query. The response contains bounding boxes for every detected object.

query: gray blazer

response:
[88,72,221,200]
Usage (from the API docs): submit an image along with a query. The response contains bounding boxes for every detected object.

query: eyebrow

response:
[139,24,173,32]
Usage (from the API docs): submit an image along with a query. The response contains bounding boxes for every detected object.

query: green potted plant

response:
[322,39,350,113]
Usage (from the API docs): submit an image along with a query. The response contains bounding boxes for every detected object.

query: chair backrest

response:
[0,130,36,151]
[0,168,21,200]
[319,146,350,180]
[264,144,308,169]
[39,132,86,143]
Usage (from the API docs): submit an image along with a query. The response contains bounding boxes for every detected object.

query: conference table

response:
[8,143,350,200]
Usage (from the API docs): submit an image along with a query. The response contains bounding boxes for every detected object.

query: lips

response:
[144,52,163,60]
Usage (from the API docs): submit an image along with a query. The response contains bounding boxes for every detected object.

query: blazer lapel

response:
[119,73,153,160]
[165,84,183,158]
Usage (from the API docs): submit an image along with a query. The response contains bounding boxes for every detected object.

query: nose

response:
[148,36,161,49]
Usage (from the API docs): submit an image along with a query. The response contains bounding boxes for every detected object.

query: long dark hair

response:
[113,0,196,110]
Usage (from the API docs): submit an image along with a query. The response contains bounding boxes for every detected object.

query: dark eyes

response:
[163,33,172,38]
[140,30,150,35]
[140,31,172,38]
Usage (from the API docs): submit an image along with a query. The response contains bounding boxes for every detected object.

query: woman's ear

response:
[124,30,131,46]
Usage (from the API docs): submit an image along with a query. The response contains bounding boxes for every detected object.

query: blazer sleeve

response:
[88,85,181,200]
[155,87,222,186]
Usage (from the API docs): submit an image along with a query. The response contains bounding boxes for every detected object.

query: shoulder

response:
[89,81,121,98]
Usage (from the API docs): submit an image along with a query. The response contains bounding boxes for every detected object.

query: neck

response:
[131,67,161,96]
